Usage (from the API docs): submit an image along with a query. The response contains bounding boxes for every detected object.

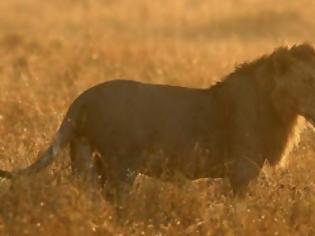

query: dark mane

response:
[229,55,270,78]
[209,52,273,91]
[209,44,314,90]
[226,46,289,79]
[225,43,315,80]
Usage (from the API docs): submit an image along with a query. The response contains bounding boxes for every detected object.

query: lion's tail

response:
[0,101,81,179]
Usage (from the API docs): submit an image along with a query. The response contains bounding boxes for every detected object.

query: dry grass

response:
[0,0,315,235]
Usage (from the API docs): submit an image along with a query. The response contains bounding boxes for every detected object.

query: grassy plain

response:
[0,0,315,235]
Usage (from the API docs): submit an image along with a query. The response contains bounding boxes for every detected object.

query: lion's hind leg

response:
[70,137,99,188]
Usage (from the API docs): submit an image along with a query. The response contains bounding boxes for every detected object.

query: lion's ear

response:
[272,48,293,75]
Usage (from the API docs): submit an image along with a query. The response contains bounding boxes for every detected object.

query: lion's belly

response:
[88,122,225,179]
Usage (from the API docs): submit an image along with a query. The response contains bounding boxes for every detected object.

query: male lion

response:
[1,43,315,195]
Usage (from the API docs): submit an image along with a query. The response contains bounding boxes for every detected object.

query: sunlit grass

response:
[0,0,315,235]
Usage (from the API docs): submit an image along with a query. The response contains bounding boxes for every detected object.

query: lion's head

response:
[271,43,315,126]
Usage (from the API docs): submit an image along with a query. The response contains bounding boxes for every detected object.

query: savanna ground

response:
[0,0,315,235]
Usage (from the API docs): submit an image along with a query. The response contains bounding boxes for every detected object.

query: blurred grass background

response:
[0,0,315,235]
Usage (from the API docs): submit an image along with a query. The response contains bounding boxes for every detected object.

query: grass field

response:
[0,0,315,235]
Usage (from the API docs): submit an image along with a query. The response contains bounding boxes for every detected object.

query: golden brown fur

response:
[1,43,315,195]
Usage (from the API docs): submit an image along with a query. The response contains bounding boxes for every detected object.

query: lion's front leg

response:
[227,122,265,195]
[227,100,265,196]
[228,155,263,196]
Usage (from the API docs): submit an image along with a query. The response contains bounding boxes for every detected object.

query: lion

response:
[1,43,315,196]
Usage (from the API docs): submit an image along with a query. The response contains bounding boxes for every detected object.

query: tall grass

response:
[0,0,315,235]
